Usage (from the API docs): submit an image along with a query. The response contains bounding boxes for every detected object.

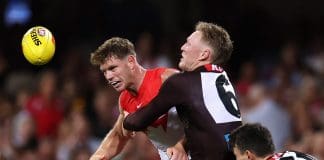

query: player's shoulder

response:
[160,67,179,82]
[162,71,188,87]
[150,67,179,74]
[119,91,129,107]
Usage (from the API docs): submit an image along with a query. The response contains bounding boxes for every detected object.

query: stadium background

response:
[0,0,323,159]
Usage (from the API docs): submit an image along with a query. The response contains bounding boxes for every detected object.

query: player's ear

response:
[246,150,256,160]
[127,55,136,69]
[198,48,211,61]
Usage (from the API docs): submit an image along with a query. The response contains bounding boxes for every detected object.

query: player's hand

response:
[122,111,136,137]
[167,143,189,160]
[89,154,108,160]
[121,123,136,138]
[122,127,136,138]
[90,148,111,160]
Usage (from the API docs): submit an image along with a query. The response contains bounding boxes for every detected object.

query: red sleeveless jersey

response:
[120,68,168,129]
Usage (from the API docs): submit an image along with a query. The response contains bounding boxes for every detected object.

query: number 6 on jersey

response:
[201,72,241,124]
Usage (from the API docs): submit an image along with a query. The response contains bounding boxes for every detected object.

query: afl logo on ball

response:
[38,28,46,36]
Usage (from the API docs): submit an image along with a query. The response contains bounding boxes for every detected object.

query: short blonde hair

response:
[90,37,136,65]
[195,22,233,65]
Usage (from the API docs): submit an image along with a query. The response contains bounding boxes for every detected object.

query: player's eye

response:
[103,70,108,76]
[108,66,117,71]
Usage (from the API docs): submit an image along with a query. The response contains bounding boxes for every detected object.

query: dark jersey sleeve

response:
[123,74,184,131]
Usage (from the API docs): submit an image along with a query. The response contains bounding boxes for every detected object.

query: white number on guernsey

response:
[201,72,241,124]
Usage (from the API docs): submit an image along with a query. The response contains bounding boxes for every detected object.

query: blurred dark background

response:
[0,0,324,160]
[1,0,324,74]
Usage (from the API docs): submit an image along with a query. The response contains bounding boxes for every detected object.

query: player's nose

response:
[104,71,114,82]
[180,43,187,51]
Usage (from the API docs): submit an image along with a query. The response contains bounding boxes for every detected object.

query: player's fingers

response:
[100,155,107,160]
[167,148,173,159]
[89,154,106,160]
[169,150,181,160]
[174,154,186,160]
[180,154,189,160]
[129,131,136,138]
[171,152,188,160]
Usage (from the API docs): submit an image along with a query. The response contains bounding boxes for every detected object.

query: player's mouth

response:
[110,81,121,87]
[180,53,185,59]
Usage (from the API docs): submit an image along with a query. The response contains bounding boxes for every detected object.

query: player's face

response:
[100,55,133,92]
[233,147,250,160]
[179,31,205,71]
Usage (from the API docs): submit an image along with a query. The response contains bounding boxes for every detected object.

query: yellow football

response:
[21,26,55,65]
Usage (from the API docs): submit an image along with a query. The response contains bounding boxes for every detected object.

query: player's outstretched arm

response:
[123,74,184,131]
[90,105,130,160]
[167,136,188,160]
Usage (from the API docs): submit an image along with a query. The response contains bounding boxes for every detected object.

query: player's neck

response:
[128,65,146,96]
[190,61,211,71]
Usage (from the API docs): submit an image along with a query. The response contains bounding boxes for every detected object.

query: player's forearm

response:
[123,105,160,131]
[90,136,110,160]
[106,131,130,159]
[90,130,128,160]
[124,77,180,131]
[123,101,174,131]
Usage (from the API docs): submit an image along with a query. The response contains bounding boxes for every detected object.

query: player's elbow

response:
[123,117,147,131]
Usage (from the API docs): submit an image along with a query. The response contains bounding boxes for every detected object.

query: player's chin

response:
[178,62,187,71]
[114,84,125,92]
[178,61,184,70]
[114,87,123,92]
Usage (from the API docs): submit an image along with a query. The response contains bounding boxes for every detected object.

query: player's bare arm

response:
[123,74,184,130]
[162,70,189,160]
[90,99,130,160]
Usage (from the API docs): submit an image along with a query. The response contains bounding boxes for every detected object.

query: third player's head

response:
[90,37,140,92]
[179,21,233,71]
[229,123,275,160]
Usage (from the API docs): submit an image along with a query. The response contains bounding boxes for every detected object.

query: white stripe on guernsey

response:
[201,72,242,124]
